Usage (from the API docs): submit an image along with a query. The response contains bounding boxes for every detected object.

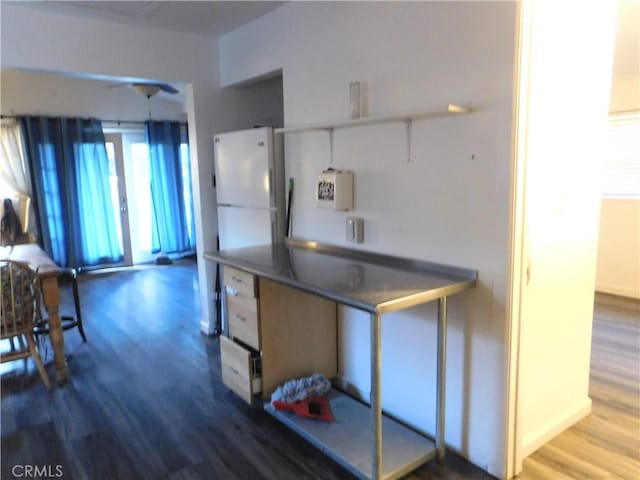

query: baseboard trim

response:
[200,318,215,336]
[596,284,640,300]
[521,396,592,459]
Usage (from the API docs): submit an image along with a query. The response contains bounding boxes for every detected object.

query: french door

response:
[105,132,157,265]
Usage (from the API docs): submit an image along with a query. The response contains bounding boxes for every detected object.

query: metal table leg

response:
[436,297,448,461]
[371,312,382,479]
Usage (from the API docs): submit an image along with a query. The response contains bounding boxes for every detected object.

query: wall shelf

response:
[274,103,472,134]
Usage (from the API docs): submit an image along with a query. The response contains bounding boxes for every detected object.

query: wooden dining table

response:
[1,243,68,383]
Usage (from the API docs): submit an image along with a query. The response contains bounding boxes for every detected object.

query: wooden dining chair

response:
[0,260,51,389]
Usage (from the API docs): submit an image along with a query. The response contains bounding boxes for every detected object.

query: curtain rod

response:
[0,114,186,125]
[102,119,148,127]
[102,119,188,126]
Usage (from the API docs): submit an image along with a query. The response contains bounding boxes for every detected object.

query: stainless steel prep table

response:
[204,238,477,480]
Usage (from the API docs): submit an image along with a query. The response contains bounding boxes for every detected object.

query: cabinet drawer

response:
[220,336,262,404]
[227,296,260,350]
[223,266,256,298]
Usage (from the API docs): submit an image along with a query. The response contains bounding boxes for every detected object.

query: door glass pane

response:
[130,142,154,256]
[105,142,124,251]
[180,143,195,248]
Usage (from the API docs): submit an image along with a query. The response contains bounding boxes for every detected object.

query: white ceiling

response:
[22,1,285,37]
[7,1,637,82]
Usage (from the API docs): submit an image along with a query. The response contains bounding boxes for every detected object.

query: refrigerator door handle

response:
[269,168,274,197]
[271,216,276,244]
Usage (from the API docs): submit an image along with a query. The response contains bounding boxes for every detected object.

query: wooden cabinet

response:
[220,336,262,403]
[227,295,260,350]
[224,265,260,351]
[220,266,337,404]
[224,265,257,298]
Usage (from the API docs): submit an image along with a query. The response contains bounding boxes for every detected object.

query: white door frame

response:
[105,133,134,267]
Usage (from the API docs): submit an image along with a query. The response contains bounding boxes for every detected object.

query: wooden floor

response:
[518,293,640,480]
[0,260,493,480]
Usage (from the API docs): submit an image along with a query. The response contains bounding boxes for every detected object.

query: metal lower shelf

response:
[264,388,436,480]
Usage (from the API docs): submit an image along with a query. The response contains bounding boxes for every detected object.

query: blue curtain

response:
[19,116,123,268]
[146,121,191,254]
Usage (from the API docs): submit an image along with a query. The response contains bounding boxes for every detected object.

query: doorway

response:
[104,125,196,266]
[105,130,158,266]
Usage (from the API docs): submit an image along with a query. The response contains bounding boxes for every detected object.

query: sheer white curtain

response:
[0,121,31,197]
[1,121,33,234]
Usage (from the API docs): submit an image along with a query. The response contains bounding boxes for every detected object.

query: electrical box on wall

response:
[316,168,354,211]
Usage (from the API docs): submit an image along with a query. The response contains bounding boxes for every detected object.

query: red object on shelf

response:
[272,396,334,422]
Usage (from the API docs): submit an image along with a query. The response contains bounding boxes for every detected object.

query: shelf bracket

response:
[405,119,412,162]
[328,127,334,165]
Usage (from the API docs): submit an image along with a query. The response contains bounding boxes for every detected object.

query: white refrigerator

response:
[214,126,285,250]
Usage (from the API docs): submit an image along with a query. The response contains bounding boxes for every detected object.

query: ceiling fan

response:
[108,81,179,97]
[132,82,179,97]
[108,81,180,120]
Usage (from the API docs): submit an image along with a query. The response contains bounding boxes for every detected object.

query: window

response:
[602,112,640,198]
[105,142,124,251]
[38,143,66,262]
[179,142,195,246]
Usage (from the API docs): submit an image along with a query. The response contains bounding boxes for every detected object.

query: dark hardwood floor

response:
[1,260,493,480]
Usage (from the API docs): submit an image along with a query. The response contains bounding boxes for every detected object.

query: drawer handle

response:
[225,286,239,296]
[231,276,243,284]
[228,366,239,375]
[235,314,246,322]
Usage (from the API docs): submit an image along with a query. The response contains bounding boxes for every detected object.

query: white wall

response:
[215,74,284,131]
[610,73,640,112]
[596,0,640,299]
[596,198,640,298]
[513,0,617,467]
[1,69,186,121]
[220,2,517,477]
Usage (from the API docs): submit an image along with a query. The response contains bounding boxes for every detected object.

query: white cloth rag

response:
[270,373,331,404]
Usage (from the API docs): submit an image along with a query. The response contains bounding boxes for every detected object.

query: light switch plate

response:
[346,217,364,243]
